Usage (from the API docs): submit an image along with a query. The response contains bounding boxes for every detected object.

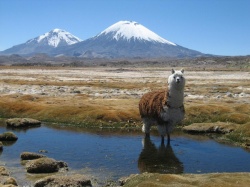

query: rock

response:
[216,95,221,99]
[34,174,92,187]
[0,183,18,187]
[122,172,250,187]
[119,174,138,186]
[73,90,81,94]
[0,166,9,176]
[57,161,68,169]
[244,141,250,149]
[0,166,18,186]
[6,118,41,128]
[3,177,18,186]
[25,158,68,173]
[183,122,238,134]
[39,150,48,153]
[239,92,247,97]
[20,152,46,160]
[0,132,18,141]
[226,92,233,97]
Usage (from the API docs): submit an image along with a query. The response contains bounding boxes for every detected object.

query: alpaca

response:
[139,69,185,145]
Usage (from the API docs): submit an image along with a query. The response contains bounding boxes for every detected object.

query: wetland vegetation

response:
[0,66,249,145]
[0,65,250,186]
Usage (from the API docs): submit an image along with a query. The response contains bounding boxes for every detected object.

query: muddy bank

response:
[122,172,250,187]
[182,122,250,149]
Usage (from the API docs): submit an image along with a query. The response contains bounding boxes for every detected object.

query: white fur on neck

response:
[167,86,184,108]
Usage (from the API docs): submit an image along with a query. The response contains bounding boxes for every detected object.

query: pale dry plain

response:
[0,66,250,142]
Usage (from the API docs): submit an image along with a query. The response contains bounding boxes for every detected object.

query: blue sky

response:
[0,0,249,56]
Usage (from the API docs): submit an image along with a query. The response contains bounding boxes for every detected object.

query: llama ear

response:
[171,69,175,74]
[181,69,184,73]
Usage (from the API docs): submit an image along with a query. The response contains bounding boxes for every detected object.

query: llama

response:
[139,69,185,145]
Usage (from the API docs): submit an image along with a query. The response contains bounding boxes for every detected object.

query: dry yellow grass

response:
[0,66,249,145]
[0,88,249,129]
[0,94,140,126]
[184,103,250,125]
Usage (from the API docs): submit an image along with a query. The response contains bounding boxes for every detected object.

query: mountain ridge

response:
[1,20,204,58]
[1,29,82,55]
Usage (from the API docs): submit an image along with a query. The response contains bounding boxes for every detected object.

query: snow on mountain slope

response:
[98,21,176,45]
[1,21,203,58]
[27,28,82,47]
[54,20,202,58]
[1,29,82,55]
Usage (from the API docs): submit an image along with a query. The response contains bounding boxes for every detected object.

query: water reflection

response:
[1,123,250,186]
[138,137,183,174]
[6,126,41,133]
[1,141,17,146]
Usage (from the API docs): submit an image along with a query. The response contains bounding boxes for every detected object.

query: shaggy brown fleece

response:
[139,90,167,120]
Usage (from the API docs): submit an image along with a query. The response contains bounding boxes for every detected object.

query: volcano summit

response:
[1,21,203,58]
[54,21,203,58]
[1,29,82,55]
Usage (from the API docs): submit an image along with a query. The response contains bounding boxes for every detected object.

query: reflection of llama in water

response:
[138,137,183,174]
[139,69,185,145]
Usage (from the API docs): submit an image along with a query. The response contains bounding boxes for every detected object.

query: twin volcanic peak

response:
[27,28,82,47]
[1,28,82,55]
[1,21,203,58]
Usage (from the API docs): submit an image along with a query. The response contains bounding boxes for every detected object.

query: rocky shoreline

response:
[1,117,250,186]
[2,166,250,187]
[0,166,92,187]
[0,118,94,187]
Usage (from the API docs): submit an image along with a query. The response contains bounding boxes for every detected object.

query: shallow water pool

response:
[0,124,250,186]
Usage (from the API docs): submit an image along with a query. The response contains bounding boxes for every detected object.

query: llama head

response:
[168,69,185,90]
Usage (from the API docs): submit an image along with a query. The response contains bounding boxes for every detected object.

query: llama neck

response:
[167,86,184,108]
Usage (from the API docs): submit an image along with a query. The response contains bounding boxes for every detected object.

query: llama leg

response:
[157,124,167,145]
[166,121,174,145]
[167,133,170,145]
[161,135,165,145]
[142,118,151,138]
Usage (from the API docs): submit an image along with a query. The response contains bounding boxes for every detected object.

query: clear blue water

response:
[1,124,250,186]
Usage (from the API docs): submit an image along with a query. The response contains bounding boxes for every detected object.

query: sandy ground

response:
[0,67,249,100]
[0,67,249,128]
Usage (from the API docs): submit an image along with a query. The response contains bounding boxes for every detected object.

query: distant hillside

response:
[0,54,249,69]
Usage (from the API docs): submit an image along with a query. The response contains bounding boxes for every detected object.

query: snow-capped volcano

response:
[1,29,82,55]
[98,21,176,45]
[27,28,82,47]
[1,21,203,58]
[55,20,202,58]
